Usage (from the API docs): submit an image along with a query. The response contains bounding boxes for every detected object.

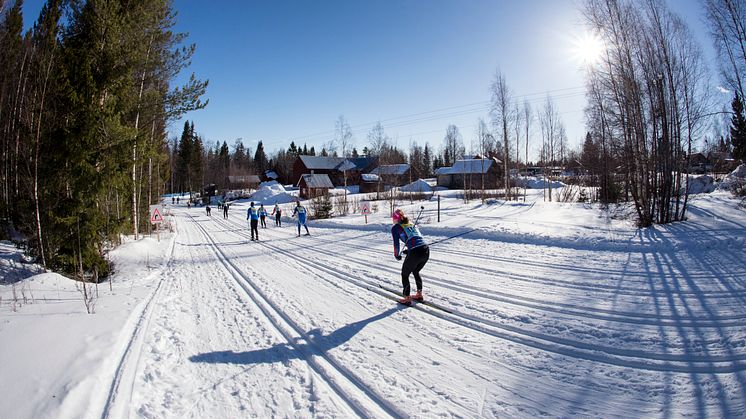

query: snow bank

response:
[400,178,432,193]
[518,176,565,189]
[250,181,297,204]
[717,163,746,191]
[686,175,716,194]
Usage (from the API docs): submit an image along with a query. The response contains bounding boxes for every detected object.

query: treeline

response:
[579,0,746,226]
[0,0,207,277]
[166,119,438,190]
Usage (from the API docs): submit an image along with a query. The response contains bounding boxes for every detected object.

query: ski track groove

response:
[212,214,746,373]
[187,213,406,419]
[100,233,178,419]
[237,223,746,327]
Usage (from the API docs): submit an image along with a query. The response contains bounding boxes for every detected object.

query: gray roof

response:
[299,173,334,188]
[447,158,499,174]
[228,175,261,183]
[299,155,343,170]
[434,167,451,175]
[371,164,410,176]
[298,155,377,171]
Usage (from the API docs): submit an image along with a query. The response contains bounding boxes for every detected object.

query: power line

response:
[260,86,588,148]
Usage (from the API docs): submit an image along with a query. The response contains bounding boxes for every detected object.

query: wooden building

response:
[298,173,334,199]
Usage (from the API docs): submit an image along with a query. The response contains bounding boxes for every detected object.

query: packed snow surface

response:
[1,189,746,418]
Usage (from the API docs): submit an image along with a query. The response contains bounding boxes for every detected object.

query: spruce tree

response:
[731,93,746,161]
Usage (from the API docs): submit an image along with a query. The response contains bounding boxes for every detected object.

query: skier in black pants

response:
[223,203,229,219]
[247,202,260,241]
[391,208,429,306]
[272,203,282,226]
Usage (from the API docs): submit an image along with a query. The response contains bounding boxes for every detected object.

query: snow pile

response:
[250,180,297,204]
[518,176,565,189]
[686,175,716,194]
[717,163,746,191]
[400,178,432,192]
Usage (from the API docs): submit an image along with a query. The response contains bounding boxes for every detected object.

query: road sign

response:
[360,201,371,215]
[150,205,164,223]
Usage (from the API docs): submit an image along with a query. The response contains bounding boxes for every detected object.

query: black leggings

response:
[401,245,429,296]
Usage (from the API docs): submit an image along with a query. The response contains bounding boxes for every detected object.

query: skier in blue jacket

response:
[391,208,429,305]
[247,202,260,241]
[292,201,310,237]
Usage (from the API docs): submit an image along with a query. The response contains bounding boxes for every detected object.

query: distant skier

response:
[272,203,282,227]
[259,204,268,228]
[223,202,229,219]
[247,202,260,241]
[206,204,211,216]
[292,201,310,237]
[391,208,429,306]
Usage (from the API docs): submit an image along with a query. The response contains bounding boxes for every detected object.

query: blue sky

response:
[21,0,717,160]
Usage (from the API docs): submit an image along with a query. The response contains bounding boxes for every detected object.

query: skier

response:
[391,208,429,306]
[247,202,260,241]
[292,201,310,237]
[223,202,229,219]
[259,204,268,228]
[272,202,282,227]
[206,204,211,216]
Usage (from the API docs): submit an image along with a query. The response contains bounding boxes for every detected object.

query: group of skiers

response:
[245,201,310,241]
[189,194,430,306]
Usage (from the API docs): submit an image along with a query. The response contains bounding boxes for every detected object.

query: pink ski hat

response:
[392,209,404,223]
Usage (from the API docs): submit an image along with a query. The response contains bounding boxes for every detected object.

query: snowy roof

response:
[371,164,410,176]
[361,173,380,182]
[434,167,451,175]
[264,170,279,179]
[448,158,499,174]
[400,178,432,192]
[299,173,334,188]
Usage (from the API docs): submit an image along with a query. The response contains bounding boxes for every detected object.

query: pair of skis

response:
[377,284,453,313]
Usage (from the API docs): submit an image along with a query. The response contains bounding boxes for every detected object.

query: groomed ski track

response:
[97,196,746,418]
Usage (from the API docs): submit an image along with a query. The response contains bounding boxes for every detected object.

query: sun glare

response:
[572,32,604,65]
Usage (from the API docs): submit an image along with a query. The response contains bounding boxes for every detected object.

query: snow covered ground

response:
[1,189,746,418]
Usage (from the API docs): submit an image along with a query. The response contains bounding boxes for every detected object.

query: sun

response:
[571,31,604,65]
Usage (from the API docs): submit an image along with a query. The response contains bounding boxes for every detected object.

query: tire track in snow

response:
[187,213,406,419]
[212,216,746,373]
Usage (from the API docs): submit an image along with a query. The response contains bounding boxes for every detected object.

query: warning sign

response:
[149,205,164,223]
[360,201,371,215]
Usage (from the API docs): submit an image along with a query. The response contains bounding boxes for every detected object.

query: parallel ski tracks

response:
[235,223,746,328]
[187,213,405,418]
[211,215,746,374]
[100,232,178,419]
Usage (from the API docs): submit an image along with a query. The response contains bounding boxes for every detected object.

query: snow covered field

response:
[2,189,746,418]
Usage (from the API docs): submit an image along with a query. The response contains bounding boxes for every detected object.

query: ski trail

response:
[186,213,406,418]
[99,234,178,419]
[212,218,746,373]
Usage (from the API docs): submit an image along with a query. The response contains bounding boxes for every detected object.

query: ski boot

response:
[412,290,424,302]
[398,295,412,306]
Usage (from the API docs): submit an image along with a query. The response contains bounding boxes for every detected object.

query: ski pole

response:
[414,205,425,226]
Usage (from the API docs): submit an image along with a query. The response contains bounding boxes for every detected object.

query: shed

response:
[370,164,411,186]
[298,173,334,199]
[228,175,261,189]
[359,173,380,194]
[436,158,502,189]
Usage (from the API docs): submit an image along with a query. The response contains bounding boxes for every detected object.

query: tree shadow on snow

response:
[189,307,399,366]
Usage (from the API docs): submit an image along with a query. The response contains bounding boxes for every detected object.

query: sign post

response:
[360,201,371,224]
[149,205,164,242]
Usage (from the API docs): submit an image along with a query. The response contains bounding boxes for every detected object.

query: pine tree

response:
[731,93,746,161]
[254,140,268,174]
